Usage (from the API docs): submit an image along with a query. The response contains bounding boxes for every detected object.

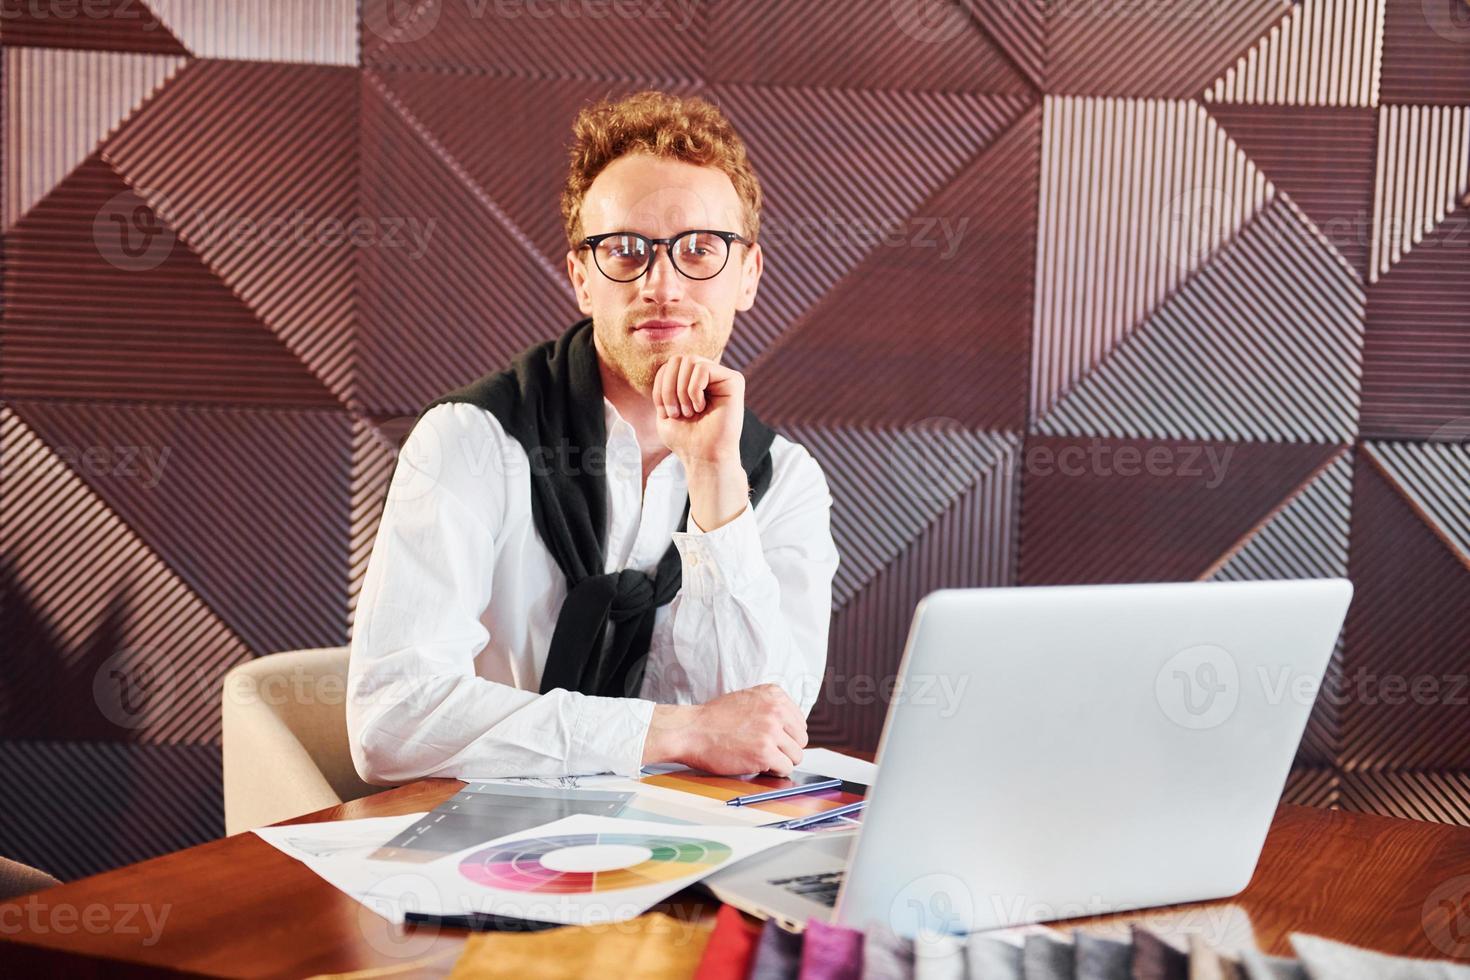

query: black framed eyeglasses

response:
[577,229,753,282]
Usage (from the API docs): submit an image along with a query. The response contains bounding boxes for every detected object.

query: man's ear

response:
[567,249,594,315]
[734,241,762,313]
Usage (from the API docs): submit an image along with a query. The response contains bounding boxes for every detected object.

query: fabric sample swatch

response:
[1238,949,1306,980]
[695,904,766,980]
[1077,929,1133,979]
[800,918,864,980]
[1133,927,1189,980]
[1290,932,1470,979]
[752,918,805,980]
[965,935,1024,979]
[447,910,712,979]
[913,933,965,980]
[1025,932,1077,979]
[1189,934,1245,980]
[863,924,916,980]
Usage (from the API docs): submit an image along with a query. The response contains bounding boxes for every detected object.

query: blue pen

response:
[763,800,867,830]
[725,777,842,806]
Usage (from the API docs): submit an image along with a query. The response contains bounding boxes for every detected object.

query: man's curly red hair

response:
[560,90,763,250]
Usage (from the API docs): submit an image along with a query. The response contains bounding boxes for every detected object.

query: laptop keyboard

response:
[768,870,844,907]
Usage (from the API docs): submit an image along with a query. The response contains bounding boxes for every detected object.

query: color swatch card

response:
[358,813,804,927]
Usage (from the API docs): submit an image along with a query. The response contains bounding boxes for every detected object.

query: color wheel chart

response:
[459,832,733,894]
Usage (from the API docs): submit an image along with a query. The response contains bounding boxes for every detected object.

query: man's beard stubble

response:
[598,313,726,394]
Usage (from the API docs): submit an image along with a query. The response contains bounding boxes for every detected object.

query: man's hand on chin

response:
[641,685,808,777]
[652,353,751,533]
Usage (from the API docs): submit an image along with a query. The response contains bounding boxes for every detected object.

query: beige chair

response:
[0,856,59,900]
[221,646,382,835]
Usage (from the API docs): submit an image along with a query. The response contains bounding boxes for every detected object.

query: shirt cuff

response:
[569,693,656,776]
[670,501,767,597]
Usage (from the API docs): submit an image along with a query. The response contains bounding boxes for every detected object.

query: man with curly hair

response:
[348,91,840,783]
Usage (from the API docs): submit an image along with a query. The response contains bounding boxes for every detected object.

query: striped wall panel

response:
[782,426,1019,609]
[1204,0,1386,107]
[349,417,405,627]
[0,741,222,881]
[704,0,1031,94]
[102,60,361,406]
[1362,441,1470,563]
[1030,97,1274,421]
[808,436,1019,750]
[3,46,184,228]
[0,408,251,746]
[1369,105,1470,283]
[356,71,575,414]
[1019,438,1344,585]
[1046,0,1293,97]
[360,0,704,82]
[714,84,1032,369]
[963,0,1047,90]
[1342,456,1470,772]
[3,153,340,408]
[747,102,1038,426]
[1339,770,1470,827]
[145,0,358,65]
[1379,0,1470,106]
[1038,197,1365,444]
[1361,200,1470,440]
[0,0,189,54]
[5,0,1470,879]
[1209,452,1354,767]
[1206,104,1378,278]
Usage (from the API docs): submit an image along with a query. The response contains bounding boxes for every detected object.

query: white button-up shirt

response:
[347,397,840,783]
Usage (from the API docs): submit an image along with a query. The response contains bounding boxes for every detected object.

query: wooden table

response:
[2,779,1468,977]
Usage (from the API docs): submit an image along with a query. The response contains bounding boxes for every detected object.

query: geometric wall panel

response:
[1379,0,1470,106]
[1206,104,1378,278]
[1047,0,1294,97]
[0,408,251,746]
[747,105,1039,428]
[1339,770,1470,826]
[963,0,1048,90]
[715,85,1033,368]
[1361,202,1470,440]
[1342,455,1470,772]
[782,425,1019,609]
[360,0,703,82]
[2,154,341,408]
[0,741,222,881]
[1210,452,1354,768]
[1030,97,1274,420]
[1039,198,1365,443]
[1369,105,1469,283]
[355,73,575,415]
[8,402,354,658]
[1204,0,1385,107]
[103,61,361,407]
[1208,451,1353,582]
[705,0,1033,93]
[808,438,1019,751]
[349,417,404,626]
[1020,437,1343,584]
[1361,440,1470,565]
[3,46,185,228]
[375,71,694,272]
[0,0,189,54]
[146,0,358,65]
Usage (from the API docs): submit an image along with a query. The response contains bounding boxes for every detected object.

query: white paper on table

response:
[254,812,428,864]
[356,813,805,927]
[799,748,877,786]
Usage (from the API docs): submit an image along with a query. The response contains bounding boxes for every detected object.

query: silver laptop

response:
[704,579,1353,937]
